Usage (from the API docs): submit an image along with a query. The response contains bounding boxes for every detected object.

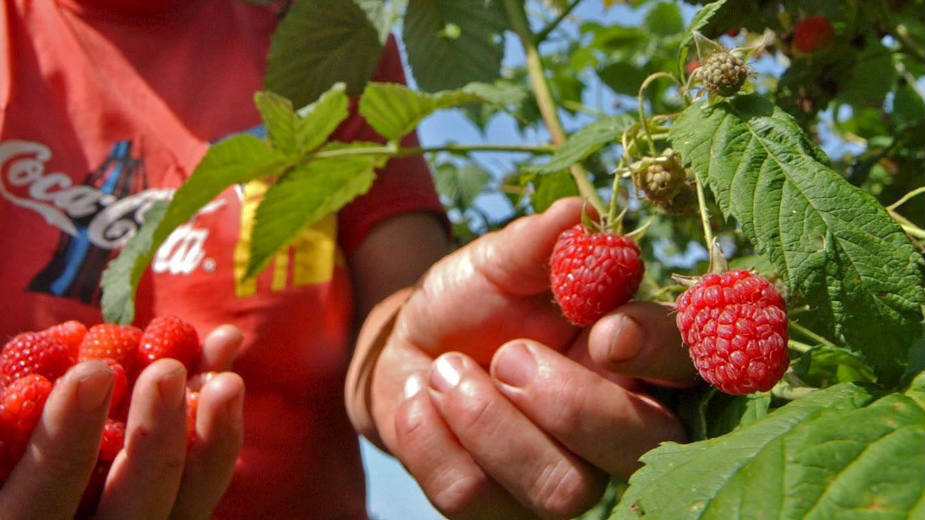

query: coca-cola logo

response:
[1,139,222,274]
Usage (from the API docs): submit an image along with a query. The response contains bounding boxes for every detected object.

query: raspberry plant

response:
[99,0,924,518]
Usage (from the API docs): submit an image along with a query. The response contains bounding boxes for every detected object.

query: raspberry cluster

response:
[0,315,204,509]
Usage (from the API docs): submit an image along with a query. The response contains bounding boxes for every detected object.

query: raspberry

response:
[79,324,143,378]
[102,359,129,418]
[657,180,697,216]
[700,51,749,97]
[138,315,201,373]
[41,320,87,359]
[0,374,53,477]
[1,332,74,386]
[635,153,687,204]
[793,16,834,54]
[99,418,125,462]
[675,270,789,395]
[550,224,645,326]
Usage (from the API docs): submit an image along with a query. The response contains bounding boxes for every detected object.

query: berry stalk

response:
[502,0,606,216]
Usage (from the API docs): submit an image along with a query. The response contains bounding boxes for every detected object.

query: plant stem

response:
[694,175,714,250]
[887,186,925,211]
[533,0,581,44]
[789,320,840,349]
[312,143,556,160]
[636,72,680,155]
[502,0,607,216]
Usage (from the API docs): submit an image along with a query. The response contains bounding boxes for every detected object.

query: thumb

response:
[584,302,698,386]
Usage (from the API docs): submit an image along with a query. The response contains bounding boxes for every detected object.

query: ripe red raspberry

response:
[550,224,644,326]
[138,315,201,373]
[99,418,125,462]
[0,374,53,441]
[793,16,834,54]
[0,374,53,477]
[79,324,143,378]
[1,332,74,386]
[675,270,789,395]
[41,320,87,359]
[102,359,129,418]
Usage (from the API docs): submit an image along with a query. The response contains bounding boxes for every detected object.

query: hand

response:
[363,198,698,519]
[0,325,245,520]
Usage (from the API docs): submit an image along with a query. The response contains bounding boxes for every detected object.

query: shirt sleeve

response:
[333,34,447,257]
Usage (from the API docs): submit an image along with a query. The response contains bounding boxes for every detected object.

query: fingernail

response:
[158,367,187,409]
[609,315,644,363]
[492,342,536,388]
[77,367,114,412]
[403,373,425,399]
[430,354,464,393]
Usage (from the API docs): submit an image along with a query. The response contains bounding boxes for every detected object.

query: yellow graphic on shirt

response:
[233,179,345,298]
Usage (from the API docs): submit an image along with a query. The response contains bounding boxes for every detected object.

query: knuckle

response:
[543,376,592,434]
[32,442,97,477]
[529,463,603,519]
[447,383,497,437]
[393,400,428,447]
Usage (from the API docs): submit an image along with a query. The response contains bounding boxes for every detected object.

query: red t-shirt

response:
[0,1,443,517]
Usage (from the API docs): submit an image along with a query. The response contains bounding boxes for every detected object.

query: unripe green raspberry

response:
[701,52,749,97]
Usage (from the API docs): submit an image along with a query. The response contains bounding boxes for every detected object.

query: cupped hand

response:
[369,197,698,519]
[0,324,245,520]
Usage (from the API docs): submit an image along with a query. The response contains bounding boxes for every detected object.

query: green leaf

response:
[613,383,925,519]
[101,135,289,324]
[837,39,897,108]
[434,163,492,208]
[906,371,925,410]
[353,0,406,43]
[598,61,648,97]
[293,84,351,152]
[531,170,579,213]
[794,344,878,386]
[99,201,167,325]
[402,0,507,92]
[244,142,387,278]
[644,2,683,36]
[359,82,514,141]
[254,85,349,157]
[668,95,925,385]
[530,114,635,174]
[681,0,729,49]
[265,0,382,108]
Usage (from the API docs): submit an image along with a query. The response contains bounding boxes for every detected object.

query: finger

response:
[491,339,685,478]
[399,197,585,362]
[95,359,188,520]
[199,325,243,372]
[428,353,606,519]
[392,373,532,520]
[585,302,698,386]
[0,361,113,519]
[170,372,245,520]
